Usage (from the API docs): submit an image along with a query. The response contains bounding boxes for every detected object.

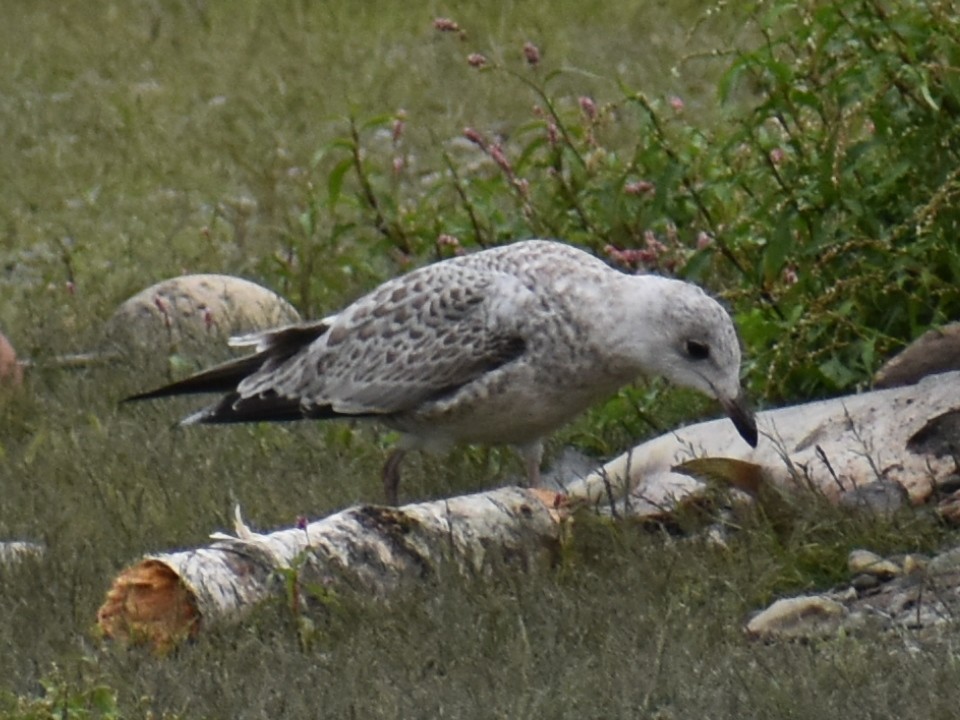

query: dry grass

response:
[2,1,960,718]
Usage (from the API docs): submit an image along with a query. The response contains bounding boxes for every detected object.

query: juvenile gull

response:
[127,239,757,504]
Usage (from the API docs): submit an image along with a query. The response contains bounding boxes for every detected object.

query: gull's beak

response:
[720,389,758,447]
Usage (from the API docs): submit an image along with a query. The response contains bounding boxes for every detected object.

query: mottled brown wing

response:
[233,263,536,417]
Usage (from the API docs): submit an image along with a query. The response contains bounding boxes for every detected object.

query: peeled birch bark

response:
[97,488,566,648]
[0,541,44,564]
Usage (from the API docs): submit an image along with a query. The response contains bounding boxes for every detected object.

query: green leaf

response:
[312,137,356,167]
[359,113,395,132]
[327,157,354,207]
[919,82,940,111]
[818,357,858,389]
[763,215,793,284]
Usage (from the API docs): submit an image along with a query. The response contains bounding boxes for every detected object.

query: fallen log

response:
[567,371,960,519]
[98,372,960,647]
[97,488,567,648]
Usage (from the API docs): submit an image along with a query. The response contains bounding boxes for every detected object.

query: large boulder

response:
[103,274,300,358]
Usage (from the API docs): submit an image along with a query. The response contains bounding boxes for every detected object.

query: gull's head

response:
[619,276,758,447]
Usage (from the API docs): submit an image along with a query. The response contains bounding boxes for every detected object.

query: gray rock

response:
[851,573,881,591]
[847,549,901,579]
[746,595,848,641]
[927,545,960,574]
[103,274,301,357]
[839,480,909,517]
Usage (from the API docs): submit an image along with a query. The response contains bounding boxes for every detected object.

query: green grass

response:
[2,1,960,718]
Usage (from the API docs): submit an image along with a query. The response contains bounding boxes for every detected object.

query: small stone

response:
[927,545,960,575]
[851,573,880,591]
[839,480,908,516]
[746,595,848,641]
[937,491,960,524]
[847,549,901,579]
[894,553,928,576]
[886,586,948,629]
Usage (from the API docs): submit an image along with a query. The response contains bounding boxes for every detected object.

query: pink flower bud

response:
[546,122,559,146]
[433,17,460,32]
[392,114,405,144]
[489,144,512,174]
[669,96,685,112]
[437,234,464,256]
[624,180,655,196]
[523,41,541,67]
[643,230,664,253]
[463,127,486,149]
[578,96,597,120]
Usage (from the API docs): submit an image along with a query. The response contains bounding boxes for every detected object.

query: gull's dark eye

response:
[685,340,711,361]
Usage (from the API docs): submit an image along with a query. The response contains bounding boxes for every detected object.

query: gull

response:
[126,239,757,504]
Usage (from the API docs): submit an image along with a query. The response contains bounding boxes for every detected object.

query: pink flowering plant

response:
[291,3,959,405]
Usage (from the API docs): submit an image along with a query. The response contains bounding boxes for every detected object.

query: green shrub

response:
[292,0,959,408]
[718,0,960,399]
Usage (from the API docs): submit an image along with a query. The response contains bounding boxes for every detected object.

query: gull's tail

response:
[123,353,269,402]
[123,319,334,422]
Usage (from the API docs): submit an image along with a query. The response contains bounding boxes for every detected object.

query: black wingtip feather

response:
[122,352,269,403]
[184,392,307,425]
[182,392,352,426]
[123,321,332,405]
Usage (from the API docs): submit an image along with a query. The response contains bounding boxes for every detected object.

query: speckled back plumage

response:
[128,239,756,503]
[228,241,623,447]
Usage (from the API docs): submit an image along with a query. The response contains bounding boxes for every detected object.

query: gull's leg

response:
[517,440,544,488]
[382,449,407,506]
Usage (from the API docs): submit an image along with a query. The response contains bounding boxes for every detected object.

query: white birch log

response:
[97,488,567,647]
[98,372,960,648]
[566,371,960,519]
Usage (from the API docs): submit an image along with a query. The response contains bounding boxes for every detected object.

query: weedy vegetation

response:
[2,0,960,717]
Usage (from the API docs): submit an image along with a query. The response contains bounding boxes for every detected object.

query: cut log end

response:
[97,559,200,649]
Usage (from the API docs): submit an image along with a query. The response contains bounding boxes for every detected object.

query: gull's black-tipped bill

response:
[722,391,759,448]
